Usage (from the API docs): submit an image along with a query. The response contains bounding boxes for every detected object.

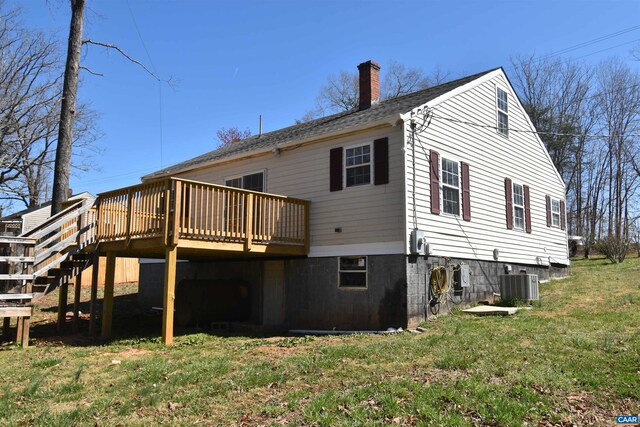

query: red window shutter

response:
[524,185,531,233]
[461,162,471,221]
[505,178,513,229]
[545,195,552,227]
[429,150,440,215]
[560,200,566,230]
[374,137,389,185]
[329,147,343,192]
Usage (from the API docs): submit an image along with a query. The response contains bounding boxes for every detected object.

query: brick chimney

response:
[67,188,73,198]
[358,60,381,110]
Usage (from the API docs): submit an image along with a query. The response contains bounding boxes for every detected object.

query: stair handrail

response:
[21,200,87,239]
[25,198,96,280]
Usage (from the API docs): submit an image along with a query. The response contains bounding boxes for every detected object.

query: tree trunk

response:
[51,0,85,215]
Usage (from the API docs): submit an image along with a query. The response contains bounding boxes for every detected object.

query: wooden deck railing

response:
[21,199,96,278]
[95,178,310,252]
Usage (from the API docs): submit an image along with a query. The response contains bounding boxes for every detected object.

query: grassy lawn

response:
[0,257,638,426]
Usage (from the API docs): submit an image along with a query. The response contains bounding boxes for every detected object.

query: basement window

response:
[339,256,367,289]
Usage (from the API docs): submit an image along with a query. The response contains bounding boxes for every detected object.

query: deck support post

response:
[101,252,116,339]
[19,314,30,348]
[162,245,177,345]
[2,317,10,339]
[57,279,69,332]
[88,251,100,335]
[72,267,83,332]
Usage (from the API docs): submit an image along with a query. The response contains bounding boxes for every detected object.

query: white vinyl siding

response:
[173,126,405,251]
[405,71,568,266]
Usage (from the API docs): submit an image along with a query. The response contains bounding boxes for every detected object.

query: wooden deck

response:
[94,177,310,258]
[93,177,310,344]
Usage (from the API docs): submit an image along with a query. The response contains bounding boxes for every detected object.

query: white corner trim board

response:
[308,241,405,258]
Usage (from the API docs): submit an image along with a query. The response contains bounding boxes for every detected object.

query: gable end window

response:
[497,87,509,137]
[339,256,367,289]
[441,158,460,216]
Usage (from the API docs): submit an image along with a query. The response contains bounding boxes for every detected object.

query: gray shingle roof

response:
[143,68,498,180]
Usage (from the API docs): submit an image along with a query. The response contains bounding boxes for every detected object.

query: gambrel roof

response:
[143,68,499,180]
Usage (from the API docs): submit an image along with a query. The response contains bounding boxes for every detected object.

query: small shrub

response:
[594,236,629,263]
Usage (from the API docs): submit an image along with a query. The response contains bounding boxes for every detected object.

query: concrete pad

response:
[463,306,519,316]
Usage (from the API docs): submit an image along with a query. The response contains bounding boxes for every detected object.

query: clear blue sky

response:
[9,0,640,199]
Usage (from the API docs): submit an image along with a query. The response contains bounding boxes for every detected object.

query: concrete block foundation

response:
[138,254,569,331]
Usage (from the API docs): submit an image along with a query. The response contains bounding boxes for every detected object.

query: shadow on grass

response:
[23,292,283,348]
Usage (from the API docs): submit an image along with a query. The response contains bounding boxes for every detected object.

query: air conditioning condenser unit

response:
[499,274,539,301]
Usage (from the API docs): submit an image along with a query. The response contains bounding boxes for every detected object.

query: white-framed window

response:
[551,199,561,227]
[441,157,460,216]
[513,182,524,230]
[345,143,371,187]
[497,87,509,137]
[224,170,265,192]
[338,256,367,289]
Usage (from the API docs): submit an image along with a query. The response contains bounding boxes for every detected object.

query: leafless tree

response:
[0,3,98,211]
[594,58,640,244]
[510,55,596,239]
[50,0,169,215]
[0,5,61,208]
[382,60,449,99]
[300,60,451,122]
[216,127,251,147]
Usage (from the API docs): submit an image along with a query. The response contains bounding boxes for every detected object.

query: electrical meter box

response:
[454,264,470,289]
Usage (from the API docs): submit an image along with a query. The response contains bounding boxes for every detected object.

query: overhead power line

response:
[126,0,165,167]
[541,25,640,60]
[427,112,640,139]
[504,25,640,73]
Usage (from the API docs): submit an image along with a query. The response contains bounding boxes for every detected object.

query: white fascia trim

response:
[142,115,403,181]
[308,241,405,258]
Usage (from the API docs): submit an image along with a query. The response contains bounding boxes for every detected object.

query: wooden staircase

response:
[0,199,97,345]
